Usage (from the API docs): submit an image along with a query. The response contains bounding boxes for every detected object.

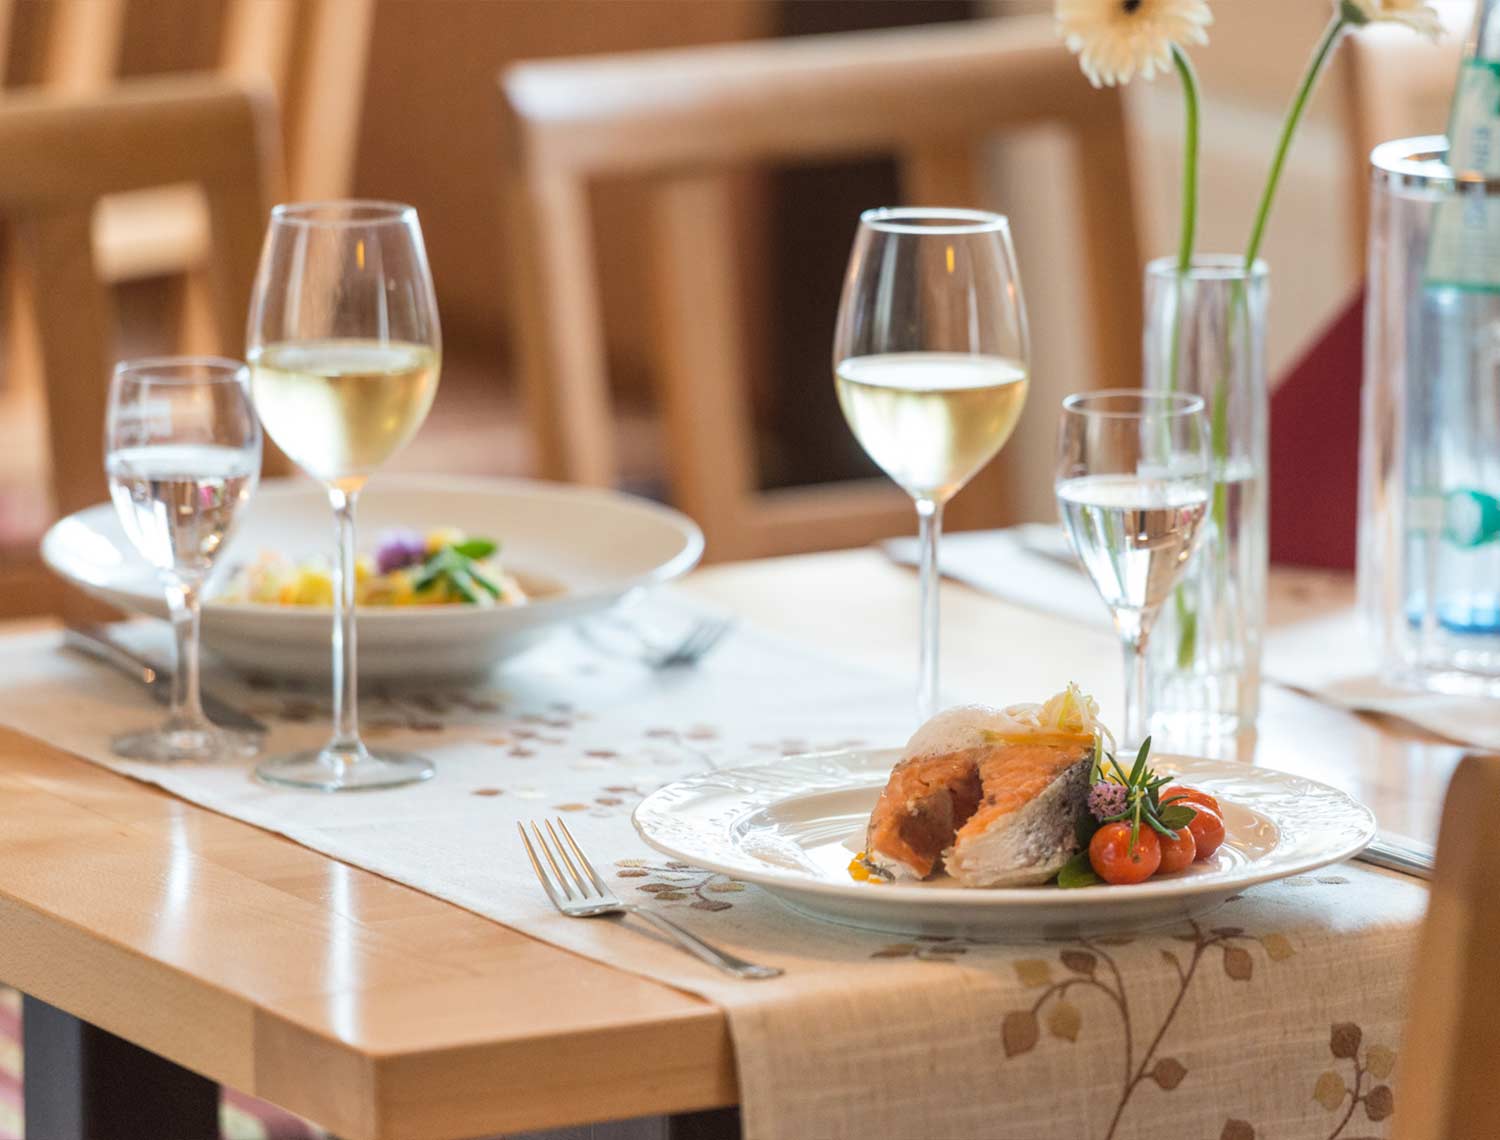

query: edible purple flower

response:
[1088,780,1127,821]
[375,530,427,575]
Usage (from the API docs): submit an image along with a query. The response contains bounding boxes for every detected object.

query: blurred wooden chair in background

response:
[499,15,1140,561]
[1392,750,1500,1140]
[0,0,372,567]
[0,75,281,618]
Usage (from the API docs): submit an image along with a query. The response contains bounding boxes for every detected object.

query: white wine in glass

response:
[834,352,1028,502]
[247,201,441,792]
[249,339,439,490]
[833,208,1030,721]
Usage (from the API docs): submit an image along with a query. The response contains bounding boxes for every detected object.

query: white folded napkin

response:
[882,524,1109,631]
[1263,609,1500,751]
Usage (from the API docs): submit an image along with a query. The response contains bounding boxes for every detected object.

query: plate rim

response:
[41,473,705,623]
[632,747,1378,910]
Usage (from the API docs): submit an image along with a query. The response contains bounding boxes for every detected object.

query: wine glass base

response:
[255,747,434,792]
[112,725,262,764]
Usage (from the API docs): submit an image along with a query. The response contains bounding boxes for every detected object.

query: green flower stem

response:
[1166,44,1203,665]
[1172,44,1201,274]
[1245,14,1347,270]
[1172,15,1346,676]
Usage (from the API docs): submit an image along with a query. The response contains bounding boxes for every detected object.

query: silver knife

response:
[1354,832,1434,880]
[64,624,267,734]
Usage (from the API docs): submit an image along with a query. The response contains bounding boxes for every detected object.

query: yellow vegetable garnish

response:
[289,568,333,606]
[847,853,888,884]
[424,526,465,555]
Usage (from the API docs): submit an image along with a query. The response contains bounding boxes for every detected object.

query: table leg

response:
[21,994,219,1140]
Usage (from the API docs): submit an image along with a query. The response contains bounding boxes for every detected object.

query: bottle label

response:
[1424,188,1500,291]
[1447,60,1500,176]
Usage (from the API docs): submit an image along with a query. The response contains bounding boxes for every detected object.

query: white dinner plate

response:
[634,748,1377,938]
[42,475,703,680]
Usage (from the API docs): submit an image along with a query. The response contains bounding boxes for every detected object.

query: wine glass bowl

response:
[1054,390,1211,748]
[833,207,1029,720]
[105,356,262,763]
[247,199,442,791]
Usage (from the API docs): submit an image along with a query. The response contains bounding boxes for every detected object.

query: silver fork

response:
[577,614,735,670]
[518,817,782,979]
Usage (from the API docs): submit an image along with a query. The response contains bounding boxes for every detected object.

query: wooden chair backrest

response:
[0,0,371,197]
[0,75,280,516]
[499,16,1140,559]
[1392,750,1500,1140]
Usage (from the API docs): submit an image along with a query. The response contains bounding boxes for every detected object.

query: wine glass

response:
[105,357,262,762]
[1054,390,1211,749]
[833,207,1029,721]
[246,200,441,791]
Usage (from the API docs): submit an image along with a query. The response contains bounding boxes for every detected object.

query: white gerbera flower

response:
[1341,0,1442,40]
[1056,0,1213,88]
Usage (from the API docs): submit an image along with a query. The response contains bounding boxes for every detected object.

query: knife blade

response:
[64,624,267,735]
[1353,832,1434,880]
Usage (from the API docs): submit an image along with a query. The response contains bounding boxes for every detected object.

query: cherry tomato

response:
[1156,827,1197,875]
[1186,805,1226,861]
[1161,785,1221,816]
[1088,822,1162,885]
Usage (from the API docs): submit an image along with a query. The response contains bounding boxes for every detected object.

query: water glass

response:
[1055,391,1211,748]
[105,357,262,762]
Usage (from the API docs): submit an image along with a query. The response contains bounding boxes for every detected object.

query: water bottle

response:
[1360,4,1500,692]
[1415,1,1500,635]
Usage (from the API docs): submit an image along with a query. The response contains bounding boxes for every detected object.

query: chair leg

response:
[21,994,219,1140]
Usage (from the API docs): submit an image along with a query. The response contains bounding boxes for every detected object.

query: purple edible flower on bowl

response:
[1088,780,1127,821]
[375,530,427,575]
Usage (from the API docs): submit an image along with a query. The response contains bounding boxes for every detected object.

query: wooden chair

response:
[0,74,281,521]
[1392,750,1500,1139]
[499,15,1141,560]
[0,0,373,431]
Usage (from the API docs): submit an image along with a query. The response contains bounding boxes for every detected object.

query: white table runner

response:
[0,614,1424,1140]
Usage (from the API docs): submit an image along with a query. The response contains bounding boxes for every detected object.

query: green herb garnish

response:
[411,539,504,605]
[1056,851,1101,889]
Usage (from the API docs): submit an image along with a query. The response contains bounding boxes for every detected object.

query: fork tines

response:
[519,817,611,905]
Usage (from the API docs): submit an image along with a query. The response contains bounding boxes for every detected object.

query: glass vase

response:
[1142,255,1269,743]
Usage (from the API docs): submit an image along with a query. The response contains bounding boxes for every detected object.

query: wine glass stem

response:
[915,496,943,722]
[329,486,363,755]
[1117,611,1154,749]
[165,577,207,730]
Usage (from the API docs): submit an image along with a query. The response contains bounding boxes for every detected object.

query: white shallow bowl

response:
[43,475,703,680]
[634,748,1377,938]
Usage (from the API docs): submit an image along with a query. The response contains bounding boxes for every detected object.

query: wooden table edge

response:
[0,725,739,1139]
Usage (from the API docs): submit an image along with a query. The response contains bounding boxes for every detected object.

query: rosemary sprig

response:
[1088,736,1198,856]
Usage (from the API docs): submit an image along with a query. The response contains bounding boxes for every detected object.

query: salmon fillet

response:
[948,740,1093,887]
[863,749,983,880]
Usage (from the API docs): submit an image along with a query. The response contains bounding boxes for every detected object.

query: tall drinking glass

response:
[247,201,441,791]
[1054,391,1211,749]
[105,357,262,762]
[833,207,1030,721]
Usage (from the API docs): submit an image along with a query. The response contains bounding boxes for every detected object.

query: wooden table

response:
[0,552,1457,1140]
